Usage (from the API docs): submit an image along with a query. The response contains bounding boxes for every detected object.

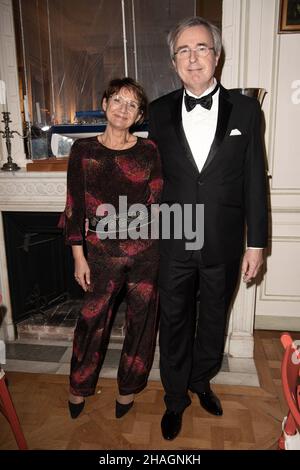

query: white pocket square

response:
[229,128,242,136]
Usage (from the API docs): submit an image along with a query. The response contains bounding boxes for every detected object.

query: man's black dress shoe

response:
[196,390,223,416]
[161,410,183,440]
[68,399,85,419]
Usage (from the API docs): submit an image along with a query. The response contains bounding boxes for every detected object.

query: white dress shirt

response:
[182,78,219,173]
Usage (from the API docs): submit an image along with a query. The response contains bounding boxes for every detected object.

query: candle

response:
[36,102,41,124]
[24,95,30,121]
[0,80,7,112]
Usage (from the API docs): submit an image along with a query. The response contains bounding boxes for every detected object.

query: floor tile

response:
[4,359,60,374]
[6,343,67,362]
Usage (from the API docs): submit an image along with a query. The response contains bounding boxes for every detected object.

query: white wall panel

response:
[272,36,300,189]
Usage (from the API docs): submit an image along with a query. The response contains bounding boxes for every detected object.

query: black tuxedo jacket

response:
[148,85,268,264]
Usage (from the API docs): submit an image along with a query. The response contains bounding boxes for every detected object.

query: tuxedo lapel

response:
[201,86,232,174]
[171,89,199,174]
[169,86,232,175]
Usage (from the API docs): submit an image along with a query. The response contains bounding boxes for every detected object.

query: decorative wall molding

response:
[0,170,66,204]
[0,171,66,209]
[0,181,66,198]
[260,238,300,301]
[255,316,300,331]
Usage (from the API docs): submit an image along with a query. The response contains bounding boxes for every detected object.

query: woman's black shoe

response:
[68,399,85,419]
[115,400,134,419]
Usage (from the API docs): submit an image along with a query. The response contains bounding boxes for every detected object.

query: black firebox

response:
[2,211,84,323]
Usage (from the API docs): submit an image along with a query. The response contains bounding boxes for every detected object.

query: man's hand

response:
[241,248,264,283]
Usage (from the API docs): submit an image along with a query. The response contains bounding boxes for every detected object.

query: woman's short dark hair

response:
[101,77,148,125]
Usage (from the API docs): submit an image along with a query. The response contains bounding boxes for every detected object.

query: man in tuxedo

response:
[148,17,268,440]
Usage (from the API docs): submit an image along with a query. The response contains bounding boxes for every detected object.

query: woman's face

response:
[102,87,142,131]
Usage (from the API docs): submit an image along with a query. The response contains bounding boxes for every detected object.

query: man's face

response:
[173,25,219,96]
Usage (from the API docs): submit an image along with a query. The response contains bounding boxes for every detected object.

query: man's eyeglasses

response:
[174,45,215,60]
[109,95,140,113]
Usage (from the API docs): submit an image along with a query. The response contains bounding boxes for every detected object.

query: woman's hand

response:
[72,246,90,292]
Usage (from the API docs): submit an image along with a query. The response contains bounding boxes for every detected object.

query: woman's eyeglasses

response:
[110,95,140,113]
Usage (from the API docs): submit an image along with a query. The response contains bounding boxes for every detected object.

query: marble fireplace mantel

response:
[0,170,257,359]
[0,170,66,211]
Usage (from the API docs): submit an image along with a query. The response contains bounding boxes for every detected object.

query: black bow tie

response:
[184,83,219,112]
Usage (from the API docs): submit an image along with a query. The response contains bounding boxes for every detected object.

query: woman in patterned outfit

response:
[60,78,163,419]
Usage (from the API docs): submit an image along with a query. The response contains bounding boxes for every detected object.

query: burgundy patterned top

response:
[60,136,163,255]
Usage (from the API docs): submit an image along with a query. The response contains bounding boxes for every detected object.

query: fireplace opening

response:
[3,211,84,324]
[3,211,126,341]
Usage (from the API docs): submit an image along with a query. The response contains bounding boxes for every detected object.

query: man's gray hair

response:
[167,16,222,60]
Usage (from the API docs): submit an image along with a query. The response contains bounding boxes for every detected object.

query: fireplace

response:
[2,211,83,324]
[1,207,125,342]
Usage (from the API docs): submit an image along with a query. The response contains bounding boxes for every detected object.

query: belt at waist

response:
[88,209,150,232]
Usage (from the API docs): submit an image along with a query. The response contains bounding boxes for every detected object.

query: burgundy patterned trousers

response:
[70,241,159,397]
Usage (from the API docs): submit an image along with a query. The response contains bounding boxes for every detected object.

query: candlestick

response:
[0,111,21,171]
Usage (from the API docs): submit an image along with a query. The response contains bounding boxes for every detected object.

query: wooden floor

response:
[0,330,298,450]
